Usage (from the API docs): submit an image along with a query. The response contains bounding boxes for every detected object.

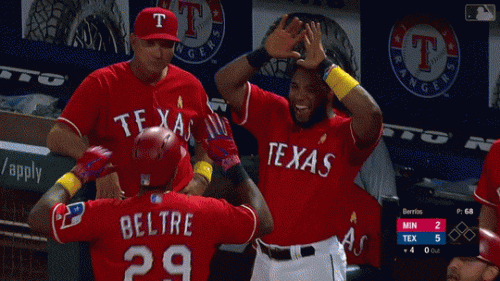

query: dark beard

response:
[288,100,328,129]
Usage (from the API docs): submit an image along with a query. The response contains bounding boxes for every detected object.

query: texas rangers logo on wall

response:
[389,14,460,98]
[158,0,225,64]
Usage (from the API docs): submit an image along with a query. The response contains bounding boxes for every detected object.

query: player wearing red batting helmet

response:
[29,116,273,281]
[131,127,186,188]
[447,228,500,281]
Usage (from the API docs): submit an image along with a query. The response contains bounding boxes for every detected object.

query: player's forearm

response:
[193,141,213,165]
[320,61,382,147]
[179,173,209,196]
[214,53,261,111]
[47,123,89,160]
[29,184,70,235]
[30,146,110,233]
[340,86,383,147]
[187,142,212,195]
[228,164,274,237]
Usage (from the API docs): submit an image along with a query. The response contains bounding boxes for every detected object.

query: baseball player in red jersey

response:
[474,140,500,233]
[28,114,273,281]
[47,7,213,199]
[215,16,382,281]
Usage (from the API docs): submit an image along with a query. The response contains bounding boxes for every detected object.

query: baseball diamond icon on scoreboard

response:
[448,221,476,242]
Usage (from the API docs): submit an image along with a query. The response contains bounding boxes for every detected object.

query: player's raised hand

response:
[71,146,114,183]
[297,21,328,69]
[264,14,306,59]
[202,113,241,171]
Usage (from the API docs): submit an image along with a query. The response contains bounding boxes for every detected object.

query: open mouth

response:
[295,105,309,114]
[293,104,311,122]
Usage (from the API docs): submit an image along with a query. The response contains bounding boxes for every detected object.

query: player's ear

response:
[165,167,179,192]
[483,265,499,281]
[130,33,138,52]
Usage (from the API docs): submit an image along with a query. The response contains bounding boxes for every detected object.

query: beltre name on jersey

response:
[119,209,194,240]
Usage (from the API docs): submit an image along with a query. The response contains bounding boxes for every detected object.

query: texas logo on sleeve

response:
[58,202,85,229]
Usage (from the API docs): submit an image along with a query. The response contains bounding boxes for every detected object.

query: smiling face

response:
[288,67,331,128]
[130,34,176,83]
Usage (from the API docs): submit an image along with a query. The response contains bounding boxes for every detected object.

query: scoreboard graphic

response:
[396,204,479,257]
[398,218,447,245]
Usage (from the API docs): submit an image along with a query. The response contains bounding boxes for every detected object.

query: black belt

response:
[258,241,315,261]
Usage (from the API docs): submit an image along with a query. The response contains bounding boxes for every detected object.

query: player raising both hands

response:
[215,15,382,281]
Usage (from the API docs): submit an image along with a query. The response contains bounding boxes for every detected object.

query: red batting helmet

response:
[478,228,500,268]
[131,126,185,188]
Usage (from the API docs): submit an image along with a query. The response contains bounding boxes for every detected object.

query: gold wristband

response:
[324,66,360,100]
[194,161,213,183]
[56,172,82,197]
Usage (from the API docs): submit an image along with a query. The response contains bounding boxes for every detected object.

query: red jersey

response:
[339,183,382,268]
[57,62,212,196]
[232,83,379,246]
[51,191,258,281]
[474,140,500,230]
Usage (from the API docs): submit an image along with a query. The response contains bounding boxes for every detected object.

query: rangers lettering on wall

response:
[158,0,225,64]
[389,14,460,98]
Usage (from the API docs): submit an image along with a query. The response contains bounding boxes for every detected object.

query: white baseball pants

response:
[250,235,346,281]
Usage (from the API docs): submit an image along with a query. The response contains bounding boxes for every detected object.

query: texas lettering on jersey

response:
[342,225,368,257]
[338,187,383,267]
[267,141,336,178]
[113,108,194,142]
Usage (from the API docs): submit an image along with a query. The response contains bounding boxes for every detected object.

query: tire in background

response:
[259,12,359,80]
[24,0,129,54]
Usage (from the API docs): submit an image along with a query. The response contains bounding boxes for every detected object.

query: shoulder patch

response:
[60,202,85,229]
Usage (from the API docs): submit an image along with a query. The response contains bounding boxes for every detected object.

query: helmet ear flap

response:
[131,127,183,187]
[479,228,500,268]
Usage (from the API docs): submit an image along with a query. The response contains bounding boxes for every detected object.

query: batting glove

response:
[203,113,241,171]
[71,146,114,183]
